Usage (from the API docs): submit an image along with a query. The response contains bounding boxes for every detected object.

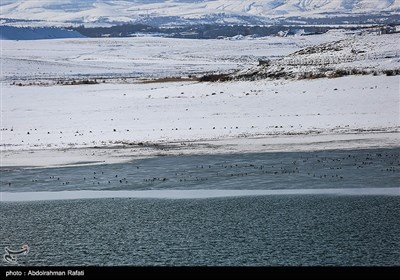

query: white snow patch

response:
[1,188,399,202]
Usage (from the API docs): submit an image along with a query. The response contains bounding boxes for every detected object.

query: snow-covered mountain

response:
[1,0,399,26]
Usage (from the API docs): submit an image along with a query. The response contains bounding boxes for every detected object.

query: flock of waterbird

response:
[3,149,398,191]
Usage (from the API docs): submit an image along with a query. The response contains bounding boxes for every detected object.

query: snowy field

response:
[1,75,399,167]
[0,32,346,82]
[1,32,399,167]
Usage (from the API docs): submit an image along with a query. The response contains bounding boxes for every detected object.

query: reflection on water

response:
[1,196,399,266]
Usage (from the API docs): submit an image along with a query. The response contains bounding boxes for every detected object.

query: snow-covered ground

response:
[0,32,346,82]
[2,188,399,202]
[1,75,398,167]
[236,33,400,79]
[2,31,397,84]
[1,32,399,167]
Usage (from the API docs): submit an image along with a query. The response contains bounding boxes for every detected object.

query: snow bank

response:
[2,188,399,202]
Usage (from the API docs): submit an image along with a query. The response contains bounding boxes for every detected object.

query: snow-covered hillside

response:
[1,0,399,26]
[233,31,400,80]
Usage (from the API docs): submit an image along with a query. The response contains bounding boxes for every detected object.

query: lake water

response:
[2,148,399,192]
[1,148,399,266]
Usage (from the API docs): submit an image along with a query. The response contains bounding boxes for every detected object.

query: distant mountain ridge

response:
[1,0,399,27]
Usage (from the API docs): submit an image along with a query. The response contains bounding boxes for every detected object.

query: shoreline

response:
[2,187,400,202]
[1,131,398,168]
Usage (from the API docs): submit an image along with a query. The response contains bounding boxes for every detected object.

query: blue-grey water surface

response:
[1,196,399,266]
[1,148,399,192]
[1,148,399,266]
